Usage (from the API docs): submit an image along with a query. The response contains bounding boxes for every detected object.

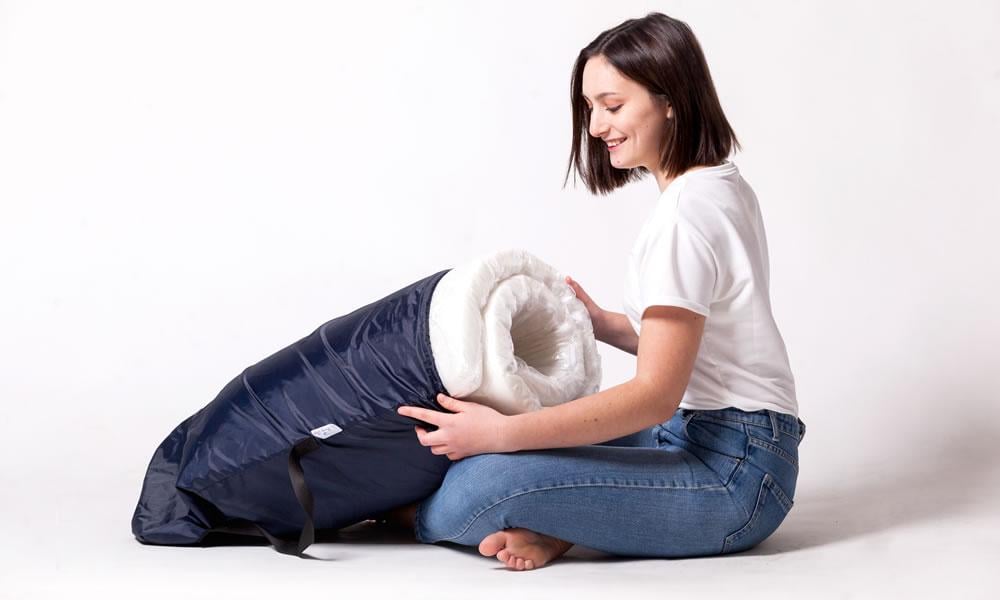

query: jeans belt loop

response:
[768,410,780,442]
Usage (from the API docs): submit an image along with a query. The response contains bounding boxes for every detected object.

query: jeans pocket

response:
[745,422,800,472]
[722,472,794,554]
[660,413,746,485]
[677,414,748,461]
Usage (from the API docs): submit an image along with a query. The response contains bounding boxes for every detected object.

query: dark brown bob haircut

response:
[563,12,741,196]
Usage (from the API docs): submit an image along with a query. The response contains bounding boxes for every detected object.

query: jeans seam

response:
[436,480,728,543]
[724,473,771,550]
[724,460,752,521]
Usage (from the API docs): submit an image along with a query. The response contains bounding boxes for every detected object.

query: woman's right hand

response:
[565,276,608,339]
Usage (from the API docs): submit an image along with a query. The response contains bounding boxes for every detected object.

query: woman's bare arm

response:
[594,310,640,356]
[503,305,705,451]
[564,276,639,356]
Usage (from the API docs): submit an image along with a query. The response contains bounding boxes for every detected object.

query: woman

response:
[389,11,805,571]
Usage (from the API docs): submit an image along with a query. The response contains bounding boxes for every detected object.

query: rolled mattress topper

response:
[430,247,601,413]
[131,248,602,556]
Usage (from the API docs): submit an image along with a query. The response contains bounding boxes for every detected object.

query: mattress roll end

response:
[428,248,601,415]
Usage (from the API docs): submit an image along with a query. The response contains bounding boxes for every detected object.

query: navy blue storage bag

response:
[131,269,452,556]
[131,249,601,557]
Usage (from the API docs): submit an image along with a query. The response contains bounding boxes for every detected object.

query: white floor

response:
[5,430,998,600]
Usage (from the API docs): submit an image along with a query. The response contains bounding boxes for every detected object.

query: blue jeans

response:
[413,407,806,557]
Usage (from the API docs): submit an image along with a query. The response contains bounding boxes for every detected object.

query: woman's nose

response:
[588,111,608,139]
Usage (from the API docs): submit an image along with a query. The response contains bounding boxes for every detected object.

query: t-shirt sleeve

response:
[636,210,717,319]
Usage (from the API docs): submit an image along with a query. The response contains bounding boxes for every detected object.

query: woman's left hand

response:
[397,393,511,461]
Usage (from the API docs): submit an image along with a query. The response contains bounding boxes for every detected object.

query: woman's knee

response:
[418,454,515,524]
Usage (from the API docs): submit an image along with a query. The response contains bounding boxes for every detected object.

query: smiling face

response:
[581,54,673,175]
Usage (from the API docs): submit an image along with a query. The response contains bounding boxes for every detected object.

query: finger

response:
[415,425,447,446]
[413,425,428,446]
[567,279,592,301]
[436,393,465,412]
[397,405,440,425]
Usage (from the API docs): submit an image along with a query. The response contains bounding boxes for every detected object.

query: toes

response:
[525,559,535,570]
[497,549,510,562]
[515,557,525,570]
[479,532,507,557]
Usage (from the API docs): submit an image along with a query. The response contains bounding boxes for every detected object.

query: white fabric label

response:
[310,423,343,439]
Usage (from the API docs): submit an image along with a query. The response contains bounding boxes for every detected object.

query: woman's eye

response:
[608,105,622,113]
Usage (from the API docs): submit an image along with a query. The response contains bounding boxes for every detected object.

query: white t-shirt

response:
[623,159,798,418]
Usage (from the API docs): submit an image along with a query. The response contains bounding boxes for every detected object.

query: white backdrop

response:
[2,1,998,597]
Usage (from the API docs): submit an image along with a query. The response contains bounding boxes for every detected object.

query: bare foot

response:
[478,528,573,571]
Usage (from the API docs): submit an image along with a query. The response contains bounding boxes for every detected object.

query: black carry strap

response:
[207,436,322,557]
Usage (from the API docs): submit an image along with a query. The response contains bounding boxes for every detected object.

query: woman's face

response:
[581,54,672,173]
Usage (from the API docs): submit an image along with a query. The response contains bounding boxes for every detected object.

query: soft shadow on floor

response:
[318,521,423,545]
[729,416,1000,556]
[323,522,623,564]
